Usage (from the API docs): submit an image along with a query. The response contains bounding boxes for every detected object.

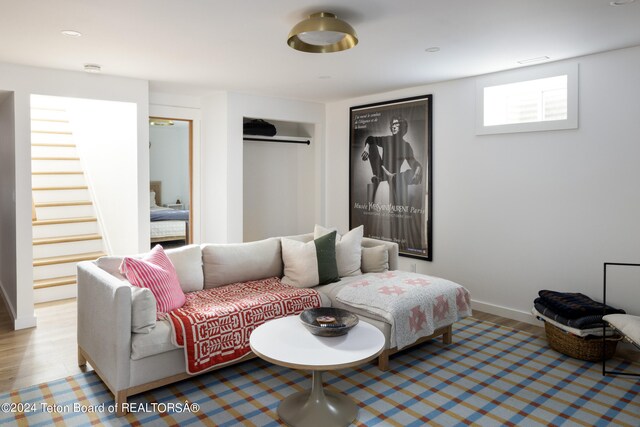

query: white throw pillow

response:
[361,245,389,273]
[314,225,363,277]
[281,232,340,288]
[130,286,157,334]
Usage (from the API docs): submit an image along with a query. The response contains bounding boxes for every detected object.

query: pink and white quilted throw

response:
[168,276,322,374]
[336,271,472,349]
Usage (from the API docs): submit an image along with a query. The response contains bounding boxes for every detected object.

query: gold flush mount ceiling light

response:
[288,12,358,53]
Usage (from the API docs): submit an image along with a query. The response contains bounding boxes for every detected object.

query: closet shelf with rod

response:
[242,135,311,145]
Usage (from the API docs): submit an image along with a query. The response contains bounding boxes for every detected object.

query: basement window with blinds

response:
[476,63,578,135]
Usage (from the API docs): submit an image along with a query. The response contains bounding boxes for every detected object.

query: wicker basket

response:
[544,322,620,361]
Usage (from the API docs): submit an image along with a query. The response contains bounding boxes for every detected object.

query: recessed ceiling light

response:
[61,30,82,37]
[609,0,635,5]
[517,56,550,64]
[425,47,440,53]
[83,64,101,73]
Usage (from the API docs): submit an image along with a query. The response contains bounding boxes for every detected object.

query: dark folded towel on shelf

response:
[538,290,625,319]
[243,119,277,137]
[533,299,605,330]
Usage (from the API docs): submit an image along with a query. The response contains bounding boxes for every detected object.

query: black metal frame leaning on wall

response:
[602,262,640,377]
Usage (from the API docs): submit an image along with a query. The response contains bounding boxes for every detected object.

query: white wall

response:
[0,61,148,329]
[201,92,230,243]
[201,92,325,243]
[66,98,140,255]
[325,46,640,320]
[0,91,17,317]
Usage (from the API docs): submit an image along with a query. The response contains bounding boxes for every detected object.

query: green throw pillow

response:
[281,231,340,288]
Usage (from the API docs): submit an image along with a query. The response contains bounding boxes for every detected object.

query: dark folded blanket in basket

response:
[538,290,625,319]
[534,299,605,329]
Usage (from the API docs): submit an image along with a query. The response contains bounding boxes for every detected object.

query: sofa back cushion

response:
[164,245,204,292]
[96,244,203,293]
[202,237,283,288]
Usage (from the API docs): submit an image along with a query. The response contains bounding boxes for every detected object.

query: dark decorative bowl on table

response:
[299,307,359,337]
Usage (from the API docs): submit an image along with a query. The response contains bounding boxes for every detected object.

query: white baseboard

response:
[0,280,16,319]
[471,299,542,327]
[0,280,37,330]
[14,314,37,330]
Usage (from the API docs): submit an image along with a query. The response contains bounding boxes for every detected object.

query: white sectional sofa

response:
[77,233,459,415]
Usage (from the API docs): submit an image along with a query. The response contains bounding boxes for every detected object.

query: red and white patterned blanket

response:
[168,276,322,374]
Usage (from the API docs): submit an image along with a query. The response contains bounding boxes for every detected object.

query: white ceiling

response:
[1,0,639,102]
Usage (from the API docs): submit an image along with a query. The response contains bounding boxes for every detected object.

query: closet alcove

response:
[242,118,315,242]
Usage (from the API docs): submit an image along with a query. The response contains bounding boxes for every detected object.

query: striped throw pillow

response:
[120,245,186,316]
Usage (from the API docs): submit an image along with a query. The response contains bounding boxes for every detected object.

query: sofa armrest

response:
[362,237,399,270]
[77,261,132,391]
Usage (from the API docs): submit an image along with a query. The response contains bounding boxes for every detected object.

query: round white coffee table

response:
[249,315,385,427]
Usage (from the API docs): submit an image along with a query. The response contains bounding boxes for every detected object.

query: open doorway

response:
[149,117,193,248]
[30,94,138,303]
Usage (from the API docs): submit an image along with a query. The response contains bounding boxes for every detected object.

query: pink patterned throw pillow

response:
[120,245,186,316]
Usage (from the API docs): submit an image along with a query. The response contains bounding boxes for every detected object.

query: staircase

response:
[31,107,106,303]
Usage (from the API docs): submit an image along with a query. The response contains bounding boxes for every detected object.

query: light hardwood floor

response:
[0,299,89,392]
[0,298,549,393]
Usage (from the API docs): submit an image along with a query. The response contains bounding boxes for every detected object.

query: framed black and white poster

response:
[349,95,432,260]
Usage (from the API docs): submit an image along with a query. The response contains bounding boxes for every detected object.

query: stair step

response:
[31,130,72,135]
[32,157,80,161]
[32,186,88,191]
[31,143,76,148]
[32,160,82,174]
[32,174,86,189]
[31,118,69,124]
[32,171,83,175]
[34,201,92,208]
[33,217,97,226]
[30,134,73,145]
[33,233,102,246]
[33,252,105,267]
[33,276,76,289]
[31,107,64,112]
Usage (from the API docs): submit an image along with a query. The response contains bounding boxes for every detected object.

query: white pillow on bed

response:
[150,191,158,207]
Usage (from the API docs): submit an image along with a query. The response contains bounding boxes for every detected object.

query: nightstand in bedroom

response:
[164,203,184,210]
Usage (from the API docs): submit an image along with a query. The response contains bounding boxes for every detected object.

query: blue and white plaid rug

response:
[1,317,638,426]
